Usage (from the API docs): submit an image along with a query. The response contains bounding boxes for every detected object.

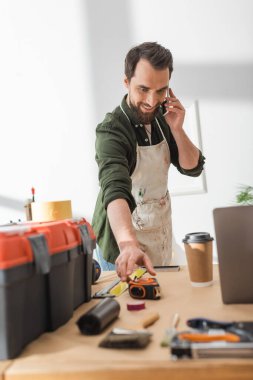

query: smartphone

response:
[161,100,168,116]
[161,87,169,116]
[154,265,180,272]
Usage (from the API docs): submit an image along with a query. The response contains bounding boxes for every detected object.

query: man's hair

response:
[124,42,173,81]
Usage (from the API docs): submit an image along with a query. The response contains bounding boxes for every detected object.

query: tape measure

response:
[128,277,160,300]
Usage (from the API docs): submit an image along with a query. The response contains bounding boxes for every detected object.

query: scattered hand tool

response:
[171,317,253,359]
[99,311,159,349]
[160,313,180,347]
[125,311,160,330]
[178,331,240,343]
[93,278,120,298]
[171,338,253,359]
[93,267,147,298]
[187,317,234,330]
[187,317,253,342]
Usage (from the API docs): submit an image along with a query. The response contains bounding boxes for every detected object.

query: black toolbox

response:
[0,218,96,360]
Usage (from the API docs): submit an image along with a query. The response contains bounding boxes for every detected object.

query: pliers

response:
[186,317,253,342]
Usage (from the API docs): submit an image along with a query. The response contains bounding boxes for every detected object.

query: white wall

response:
[1,0,253,263]
[0,0,98,223]
[127,0,253,262]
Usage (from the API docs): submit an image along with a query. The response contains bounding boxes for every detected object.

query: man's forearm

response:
[107,198,155,281]
[107,198,139,250]
[171,129,200,170]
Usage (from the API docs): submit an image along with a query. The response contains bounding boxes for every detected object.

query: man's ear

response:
[124,76,129,89]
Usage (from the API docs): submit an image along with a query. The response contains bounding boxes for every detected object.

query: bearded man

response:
[92,42,205,281]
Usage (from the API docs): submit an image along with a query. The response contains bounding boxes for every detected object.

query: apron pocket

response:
[132,198,171,231]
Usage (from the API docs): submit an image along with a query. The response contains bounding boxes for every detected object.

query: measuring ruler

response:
[93,267,147,298]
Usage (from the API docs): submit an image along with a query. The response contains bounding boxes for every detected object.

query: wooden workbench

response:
[3,266,253,379]
[0,362,11,380]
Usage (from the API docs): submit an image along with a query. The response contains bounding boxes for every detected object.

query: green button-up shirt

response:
[92,95,205,263]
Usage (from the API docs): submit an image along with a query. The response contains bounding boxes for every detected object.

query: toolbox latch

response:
[28,234,51,274]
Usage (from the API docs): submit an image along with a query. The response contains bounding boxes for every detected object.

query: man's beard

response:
[129,99,160,124]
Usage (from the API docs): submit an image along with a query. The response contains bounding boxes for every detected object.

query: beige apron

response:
[120,106,172,265]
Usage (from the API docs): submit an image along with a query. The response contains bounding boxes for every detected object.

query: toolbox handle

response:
[78,225,94,255]
[28,234,51,274]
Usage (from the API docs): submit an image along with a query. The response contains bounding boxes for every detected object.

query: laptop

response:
[213,205,253,304]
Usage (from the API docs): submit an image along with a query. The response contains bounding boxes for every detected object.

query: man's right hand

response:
[115,241,156,282]
[107,198,156,281]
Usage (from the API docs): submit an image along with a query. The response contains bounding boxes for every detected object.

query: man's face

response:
[124,58,170,124]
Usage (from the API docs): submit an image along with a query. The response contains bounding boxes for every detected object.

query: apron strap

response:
[120,104,131,124]
[155,118,166,141]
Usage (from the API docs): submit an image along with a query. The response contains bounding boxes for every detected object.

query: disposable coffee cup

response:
[183,232,214,287]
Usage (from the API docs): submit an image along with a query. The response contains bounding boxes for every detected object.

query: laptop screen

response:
[213,205,253,304]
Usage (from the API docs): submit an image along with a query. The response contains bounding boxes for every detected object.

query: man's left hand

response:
[164,88,185,132]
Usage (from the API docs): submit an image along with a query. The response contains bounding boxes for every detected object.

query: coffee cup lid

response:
[183,232,214,243]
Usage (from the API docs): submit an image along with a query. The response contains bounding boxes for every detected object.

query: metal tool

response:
[187,317,234,330]
[187,317,253,342]
[93,278,120,298]
[154,265,180,272]
[171,339,253,359]
[99,311,159,349]
[93,267,147,298]
[171,317,253,359]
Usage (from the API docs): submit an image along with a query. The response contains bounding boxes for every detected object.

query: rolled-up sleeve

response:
[179,150,206,177]
[95,122,136,212]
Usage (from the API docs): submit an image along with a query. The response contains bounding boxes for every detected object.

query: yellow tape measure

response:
[109,268,147,297]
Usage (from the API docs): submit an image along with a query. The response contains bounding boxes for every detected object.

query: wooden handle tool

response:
[138,312,160,329]
[123,311,160,331]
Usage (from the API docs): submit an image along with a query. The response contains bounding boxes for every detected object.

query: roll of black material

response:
[76,298,120,335]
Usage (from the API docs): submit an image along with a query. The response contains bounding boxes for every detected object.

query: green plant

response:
[236,185,253,205]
